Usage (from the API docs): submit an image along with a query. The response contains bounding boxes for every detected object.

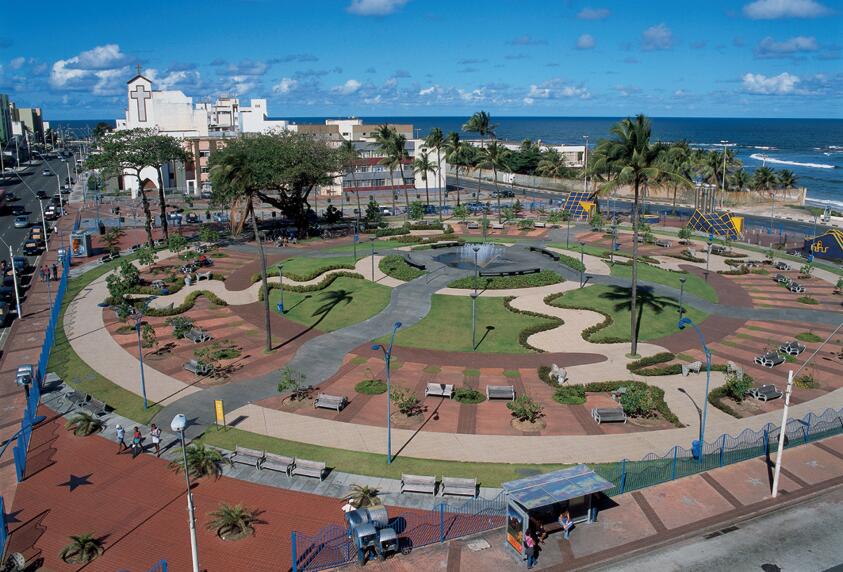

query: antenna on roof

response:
[136,64,142,76]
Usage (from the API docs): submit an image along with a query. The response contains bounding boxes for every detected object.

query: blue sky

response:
[1,0,841,119]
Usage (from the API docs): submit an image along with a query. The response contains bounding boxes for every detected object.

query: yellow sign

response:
[214,400,225,426]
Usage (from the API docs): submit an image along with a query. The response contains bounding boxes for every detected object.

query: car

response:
[36,190,47,200]
[185,213,200,224]
[52,194,62,205]
[22,241,41,256]
[13,215,29,228]
[60,187,70,194]
[41,169,51,176]
[5,192,17,202]
[12,257,28,273]
[59,156,67,162]
[200,191,213,200]
[213,213,229,223]
[10,205,25,215]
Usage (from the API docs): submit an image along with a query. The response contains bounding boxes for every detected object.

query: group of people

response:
[274,234,298,247]
[525,511,573,569]
[115,423,162,458]
[39,263,59,283]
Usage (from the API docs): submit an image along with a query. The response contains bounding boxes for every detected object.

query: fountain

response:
[434,243,506,270]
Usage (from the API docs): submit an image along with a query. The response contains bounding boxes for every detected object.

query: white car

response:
[13,215,29,228]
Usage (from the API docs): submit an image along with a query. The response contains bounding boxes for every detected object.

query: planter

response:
[511,418,546,432]
[217,529,252,542]
[391,411,424,428]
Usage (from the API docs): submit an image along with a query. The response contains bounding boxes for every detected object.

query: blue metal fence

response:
[146,560,168,572]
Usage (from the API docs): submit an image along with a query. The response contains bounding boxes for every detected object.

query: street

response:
[600,485,843,572]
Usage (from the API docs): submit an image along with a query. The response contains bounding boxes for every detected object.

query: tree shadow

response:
[599,285,678,341]
[282,294,311,314]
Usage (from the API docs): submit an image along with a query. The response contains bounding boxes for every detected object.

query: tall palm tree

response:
[413,150,436,214]
[425,127,446,220]
[536,149,570,179]
[388,133,410,219]
[463,111,497,199]
[445,132,465,207]
[777,169,796,189]
[338,140,362,221]
[593,115,687,356]
[732,168,751,192]
[477,141,511,223]
[751,166,776,191]
[373,126,409,220]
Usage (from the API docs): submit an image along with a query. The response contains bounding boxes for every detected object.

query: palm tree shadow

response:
[267,290,354,352]
[600,285,678,341]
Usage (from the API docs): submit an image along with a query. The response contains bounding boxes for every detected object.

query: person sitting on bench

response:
[558,511,573,540]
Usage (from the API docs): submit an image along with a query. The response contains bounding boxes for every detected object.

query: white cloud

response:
[347,0,407,16]
[755,35,818,57]
[576,34,596,49]
[642,24,674,51]
[10,57,25,70]
[675,89,687,97]
[577,7,610,20]
[146,68,203,91]
[743,0,830,19]
[523,97,535,105]
[70,44,133,70]
[526,79,591,100]
[419,85,442,96]
[333,79,362,94]
[273,77,298,94]
[48,44,135,96]
[742,72,800,94]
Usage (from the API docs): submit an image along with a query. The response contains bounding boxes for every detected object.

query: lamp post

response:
[678,277,686,315]
[582,135,589,192]
[470,291,479,351]
[579,241,585,288]
[372,322,402,464]
[706,234,713,276]
[610,224,617,265]
[678,317,712,460]
[0,237,23,319]
[719,140,729,209]
[170,414,200,572]
[369,237,376,281]
[472,245,480,288]
[132,297,156,409]
[10,170,50,252]
[277,264,284,314]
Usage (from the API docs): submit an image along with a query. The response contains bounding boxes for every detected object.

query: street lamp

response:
[0,237,23,319]
[565,215,571,248]
[372,321,402,464]
[579,241,586,288]
[678,277,686,315]
[719,140,729,209]
[582,135,589,192]
[369,237,376,281]
[472,245,480,288]
[677,317,712,461]
[705,233,713,277]
[470,291,479,351]
[171,414,200,572]
[10,170,50,253]
[132,297,156,409]
[610,224,617,265]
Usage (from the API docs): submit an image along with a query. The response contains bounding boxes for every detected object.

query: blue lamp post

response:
[372,321,402,464]
[678,317,712,460]
[133,297,157,409]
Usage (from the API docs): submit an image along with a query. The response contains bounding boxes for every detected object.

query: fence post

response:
[671,447,677,480]
[439,502,446,542]
[719,434,726,467]
[803,413,812,444]
[290,531,297,572]
[620,459,627,494]
[0,495,6,557]
[763,428,769,456]
[12,446,23,482]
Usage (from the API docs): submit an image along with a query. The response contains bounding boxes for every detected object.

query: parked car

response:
[4,192,17,202]
[22,241,41,256]
[13,215,29,228]
[36,190,47,200]
[200,191,213,200]
[41,169,51,176]
[185,212,200,224]
[12,257,28,273]
[10,205,25,215]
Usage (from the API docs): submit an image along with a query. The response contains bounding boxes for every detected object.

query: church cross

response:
[130,84,151,122]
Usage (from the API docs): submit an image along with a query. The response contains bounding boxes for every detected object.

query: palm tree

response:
[373,126,410,221]
[463,111,497,200]
[751,166,776,191]
[732,168,751,192]
[347,484,382,508]
[59,533,103,564]
[445,132,466,207]
[593,115,688,356]
[339,140,362,222]
[206,503,263,540]
[425,127,446,220]
[413,150,437,214]
[169,443,228,479]
[65,411,104,436]
[777,169,796,189]
[537,149,574,179]
[477,141,511,223]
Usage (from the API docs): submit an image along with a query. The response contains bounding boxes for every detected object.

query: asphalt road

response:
[600,485,843,572]
[0,150,79,347]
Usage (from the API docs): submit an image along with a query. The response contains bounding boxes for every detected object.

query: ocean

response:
[52,117,843,208]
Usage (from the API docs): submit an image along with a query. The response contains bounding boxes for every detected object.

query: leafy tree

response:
[323,204,342,223]
[136,244,157,267]
[677,226,693,244]
[167,234,187,256]
[106,259,140,302]
[347,484,381,508]
[591,211,604,231]
[102,227,124,255]
[206,503,263,540]
[546,210,562,225]
[65,412,104,436]
[424,127,446,219]
[147,134,189,241]
[278,367,311,401]
[453,204,469,222]
[141,323,157,349]
[501,207,515,223]
[169,443,228,479]
[59,533,103,564]
[92,121,112,139]
[165,316,194,339]
[365,198,383,225]
[198,224,220,245]
[413,149,436,212]
[390,385,422,417]
[506,395,544,423]
[619,385,656,416]
[536,149,573,179]
[724,372,752,402]
[512,199,523,218]
[409,201,426,220]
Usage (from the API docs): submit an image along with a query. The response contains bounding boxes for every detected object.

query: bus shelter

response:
[502,465,614,560]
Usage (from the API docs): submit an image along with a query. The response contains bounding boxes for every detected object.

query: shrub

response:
[59,533,103,564]
[390,386,423,416]
[278,367,311,400]
[626,353,675,371]
[795,374,817,389]
[355,379,387,394]
[503,297,562,352]
[507,395,544,423]
[795,332,822,343]
[145,290,227,317]
[517,219,535,231]
[797,296,819,305]
[379,255,426,281]
[553,386,586,405]
[454,387,486,404]
[169,444,228,479]
[206,503,262,541]
[619,384,657,417]
[577,380,681,426]
[724,372,753,402]
[557,253,585,273]
[65,412,104,436]
[165,316,194,339]
[259,272,364,300]
[448,270,562,290]
[375,226,411,237]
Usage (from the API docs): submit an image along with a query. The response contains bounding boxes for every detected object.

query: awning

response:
[502,465,614,511]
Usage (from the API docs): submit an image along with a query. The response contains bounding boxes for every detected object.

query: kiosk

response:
[502,465,614,562]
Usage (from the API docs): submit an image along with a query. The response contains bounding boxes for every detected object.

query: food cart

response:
[502,465,614,562]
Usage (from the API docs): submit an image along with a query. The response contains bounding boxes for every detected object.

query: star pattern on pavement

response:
[747,477,764,487]
[58,473,93,492]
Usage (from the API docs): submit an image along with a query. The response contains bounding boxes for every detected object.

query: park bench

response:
[291,458,327,480]
[774,274,790,285]
[534,221,546,228]
[430,241,461,249]
[84,397,110,417]
[314,393,348,412]
[441,477,477,497]
[262,452,295,475]
[754,351,784,368]
[129,244,142,252]
[681,361,702,376]
[185,328,212,344]
[710,245,727,255]
[788,282,805,293]
[184,359,213,376]
[425,383,454,399]
[528,246,560,261]
[486,385,515,400]
[403,257,426,271]
[232,446,265,468]
[655,239,672,248]
[779,341,805,356]
[749,384,783,402]
[774,261,791,271]
[196,271,212,281]
[591,407,627,424]
[466,222,480,230]
[491,222,505,230]
[401,474,437,495]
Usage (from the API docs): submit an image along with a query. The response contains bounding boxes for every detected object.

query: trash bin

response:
[691,439,702,460]
[98,222,106,235]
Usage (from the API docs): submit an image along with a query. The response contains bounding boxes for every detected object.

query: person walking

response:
[115,424,126,454]
[42,266,49,282]
[524,534,537,569]
[130,426,143,458]
[149,423,162,457]
[51,263,58,281]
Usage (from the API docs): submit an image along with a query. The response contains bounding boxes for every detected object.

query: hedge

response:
[251,263,355,284]
[375,227,411,237]
[379,255,426,281]
[143,290,229,317]
[556,253,585,273]
[448,270,563,290]
[503,297,562,353]
[355,379,388,394]
[258,272,364,300]
[553,386,586,405]
[454,387,486,404]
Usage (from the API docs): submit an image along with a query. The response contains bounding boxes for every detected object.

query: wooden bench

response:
[262,452,294,475]
[232,446,265,468]
[441,477,477,497]
[185,328,212,344]
[425,383,454,399]
[401,473,437,494]
[292,458,327,480]
[591,407,627,424]
[184,359,213,376]
[486,385,515,400]
[314,393,348,411]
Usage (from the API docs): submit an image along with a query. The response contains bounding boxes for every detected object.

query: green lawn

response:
[611,263,719,303]
[323,239,416,255]
[268,276,391,332]
[447,270,562,290]
[200,425,573,488]
[273,256,357,281]
[379,295,557,353]
[49,255,162,424]
[549,285,709,343]
[548,242,608,258]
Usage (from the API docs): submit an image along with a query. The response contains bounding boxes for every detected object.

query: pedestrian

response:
[41,266,49,282]
[559,510,573,540]
[115,424,126,454]
[524,534,537,569]
[149,423,161,457]
[51,263,58,281]
[131,426,143,458]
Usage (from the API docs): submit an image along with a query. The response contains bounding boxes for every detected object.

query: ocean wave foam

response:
[749,153,836,169]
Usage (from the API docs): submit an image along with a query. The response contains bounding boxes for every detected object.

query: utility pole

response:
[582,135,589,192]
[720,140,728,209]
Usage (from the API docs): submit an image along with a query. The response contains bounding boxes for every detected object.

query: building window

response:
[200,167,209,174]
[199,150,210,158]
[403,178,414,185]
[372,179,385,187]
[357,166,368,173]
